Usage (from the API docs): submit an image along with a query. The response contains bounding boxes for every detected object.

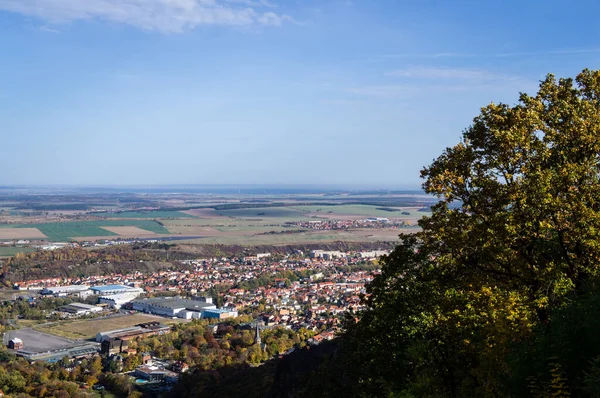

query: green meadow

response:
[0,247,35,257]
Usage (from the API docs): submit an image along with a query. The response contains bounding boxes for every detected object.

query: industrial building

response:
[91,285,143,296]
[98,293,141,309]
[96,322,171,343]
[17,343,99,362]
[40,285,92,298]
[131,297,217,319]
[357,250,390,258]
[58,302,103,316]
[203,308,239,319]
[309,250,346,260]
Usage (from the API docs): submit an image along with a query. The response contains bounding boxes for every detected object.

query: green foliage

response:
[0,351,101,397]
[132,319,312,372]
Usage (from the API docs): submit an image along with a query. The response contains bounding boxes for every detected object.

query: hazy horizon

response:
[0,183,426,195]
[2,0,598,186]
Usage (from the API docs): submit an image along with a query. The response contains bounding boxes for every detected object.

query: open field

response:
[183,208,229,218]
[101,226,160,236]
[160,204,428,245]
[93,211,196,219]
[0,228,47,240]
[16,319,45,328]
[214,207,310,219]
[0,247,36,257]
[288,204,427,219]
[36,313,185,340]
[0,195,431,245]
[0,220,170,241]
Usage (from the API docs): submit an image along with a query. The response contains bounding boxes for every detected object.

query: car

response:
[92,384,105,391]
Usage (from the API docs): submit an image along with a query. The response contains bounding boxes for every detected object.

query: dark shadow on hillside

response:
[171,340,342,398]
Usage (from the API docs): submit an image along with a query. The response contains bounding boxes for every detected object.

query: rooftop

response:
[91,285,135,292]
[133,297,215,310]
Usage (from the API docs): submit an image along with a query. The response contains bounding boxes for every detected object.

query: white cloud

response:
[38,25,60,33]
[0,0,296,33]
[225,0,276,7]
[257,11,295,26]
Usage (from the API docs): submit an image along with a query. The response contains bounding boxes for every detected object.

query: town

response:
[0,248,387,393]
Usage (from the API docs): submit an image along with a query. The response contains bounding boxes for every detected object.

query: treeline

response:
[2,241,397,282]
[0,297,75,323]
[2,245,196,282]
[14,203,93,211]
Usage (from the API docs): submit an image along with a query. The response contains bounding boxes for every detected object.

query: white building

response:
[91,285,143,296]
[58,302,103,316]
[41,285,92,298]
[132,297,216,318]
[310,250,346,260]
[358,250,390,258]
[98,293,141,309]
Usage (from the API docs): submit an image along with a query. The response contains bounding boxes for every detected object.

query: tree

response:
[420,69,600,314]
[335,69,600,397]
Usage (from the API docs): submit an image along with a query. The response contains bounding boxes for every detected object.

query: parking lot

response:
[5,328,77,353]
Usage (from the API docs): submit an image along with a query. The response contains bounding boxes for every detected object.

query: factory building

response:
[40,285,92,298]
[203,308,239,320]
[58,302,103,316]
[131,297,217,319]
[91,285,144,296]
[98,293,141,309]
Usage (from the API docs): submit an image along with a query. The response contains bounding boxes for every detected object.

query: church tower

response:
[254,322,261,346]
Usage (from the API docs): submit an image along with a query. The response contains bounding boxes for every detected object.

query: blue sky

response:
[1,0,599,187]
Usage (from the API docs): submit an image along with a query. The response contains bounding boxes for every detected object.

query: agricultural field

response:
[100,226,161,236]
[0,227,47,240]
[36,313,185,340]
[288,204,427,219]
[159,204,428,245]
[214,207,310,220]
[0,246,36,257]
[0,220,170,241]
[0,191,435,245]
[92,210,196,219]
